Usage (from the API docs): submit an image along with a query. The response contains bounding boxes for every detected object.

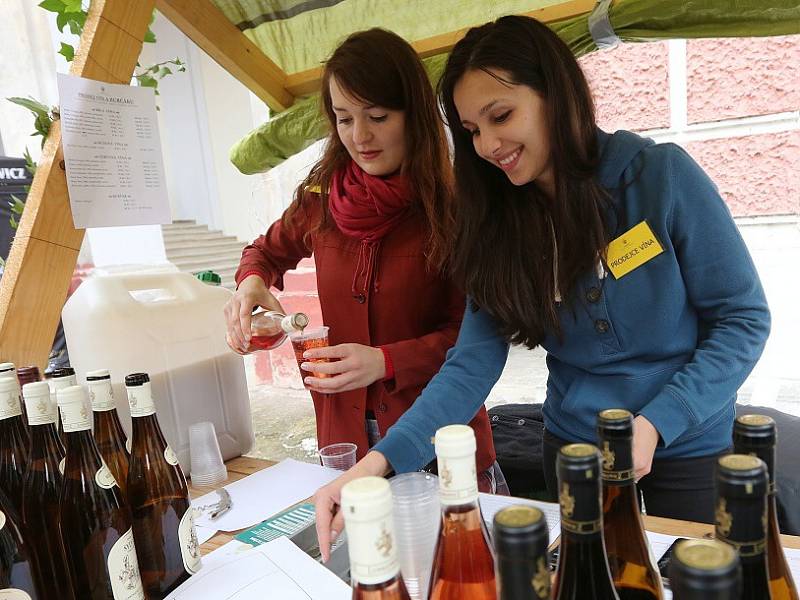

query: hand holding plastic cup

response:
[318,442,357,471]
[290,326,330,388]
[189,421,227,486]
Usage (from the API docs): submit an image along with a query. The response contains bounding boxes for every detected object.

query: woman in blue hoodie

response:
[311,15,770,557]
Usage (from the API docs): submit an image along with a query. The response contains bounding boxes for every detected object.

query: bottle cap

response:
[23,381,56,424]
[125,372,150,386]
[196,270,222,285]
[51,367,76,379]
[57,385,92,431]
[597,408,633,437]
[0,362,15,374]
[434,424,476,458]
[23,381,51,400]
[734,414,776,448]
[558,443,601,482]
[0,377,22,419]
[16,365,41,386]
[671,538,741,595]
[493,506,548,557]
[675,539,738,571]
[290,313,310,329]
[341,476,393,523]
[86,369,111,381]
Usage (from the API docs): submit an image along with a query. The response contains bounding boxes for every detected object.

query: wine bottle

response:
[20,381,73,600]
[49,367,77,443]
[0,487,40,599]
[669,539,741,600]
[493,505,551,600]
[0,363,30,444]
[734,414,798,600]
[246,310,309,353]
[16,366,41,439]
[0,377,28,514]
[88,369,130,499]
[125,373,201,599]
[428,424,496,600]
[597,409,663,600]
[341,476,412,600]
[57,384,145,600]
[714,453,772,600]
[553,443,620,600]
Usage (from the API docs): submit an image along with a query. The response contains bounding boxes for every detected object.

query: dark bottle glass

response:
[341,476,412,600]
[714,453,772,600]
[49,367,77,443]
[734,414,799,600]
[428,425,497,600]
[88,369,130,500]
[1,363,29,446]
[493,505,551,600]
[0,377,29,514]
[20,381,73,600]
[669,538,741,600]
[125,373,201,599]
[553,443,620,600]
[597,409,664,600]
[0,487,40,599]
[57,384,145,600]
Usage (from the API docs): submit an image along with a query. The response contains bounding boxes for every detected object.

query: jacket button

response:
[378,403,388,413]
[586,287,601,303]
[595,319,610,334]
[354,293,366,304]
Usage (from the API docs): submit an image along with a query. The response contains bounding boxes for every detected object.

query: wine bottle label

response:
[59,457,66,475]
[60,399,92,432]
[0,510,5,530]
[125,438,132,454]
[89,382,116,411]
[347,515,401,585]
[0,389,22,419]
[600,440,634,483]
[437,455,479,506]
[164,446,179,466]
[95,461,119,490]
[714,497,766,557]
[127,383,156,417]
[178,508,202,574]
[0,590,33,600]
[27,394,56,425]
[559,482,602,534]
[107,527,145,600]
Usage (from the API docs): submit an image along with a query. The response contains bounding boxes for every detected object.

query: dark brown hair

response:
[282,28,454,269]
[438,15,612,348]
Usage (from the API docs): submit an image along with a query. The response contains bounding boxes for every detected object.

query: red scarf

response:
[329,161,413,296]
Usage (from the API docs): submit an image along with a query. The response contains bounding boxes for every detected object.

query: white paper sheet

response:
[56,73,170,228]
[166,536,350,600]
[479,493,561,546]
[192,458,341,533]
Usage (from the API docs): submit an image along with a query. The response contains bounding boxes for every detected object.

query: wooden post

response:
[0,0,156,369]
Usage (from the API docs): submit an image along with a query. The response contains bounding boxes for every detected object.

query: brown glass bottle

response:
[57,384,145,600]
[341,476,412,600]
[125,373,201,599]
[715,454,772,600]
[428,425,496,600]
[669,539,741,600]
[16,365,41,440]
[0,487,40,598]
[0,377,28,514]
[734,414,798,600]
[49,367,77,443]
[597,409,663,600]
[21,381,73,600]
[553,443,620,600]
[493,505,551,600]
[1,363,29,447]
[88,369,130,500]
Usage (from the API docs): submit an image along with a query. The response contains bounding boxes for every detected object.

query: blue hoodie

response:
[373,129,771,473]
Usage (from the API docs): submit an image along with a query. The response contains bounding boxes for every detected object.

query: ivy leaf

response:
[7,97,50,119]
[157,66,172,78]
[67,19,83,35]
[63,0,83,12]
[144,29,157,43]
[137,74,157,89]
[23,148,37,176]
[10,214,18,229]
[56,11,69,32]
[58,42,75,62]
[9,196,26,216]
[38,0,66,13]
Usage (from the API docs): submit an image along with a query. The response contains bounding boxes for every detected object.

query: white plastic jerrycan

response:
[62,271,254,472]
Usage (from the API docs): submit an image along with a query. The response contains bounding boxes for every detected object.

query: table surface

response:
[189,456,800,554]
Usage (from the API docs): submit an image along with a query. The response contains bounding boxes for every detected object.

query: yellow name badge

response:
[605,221,664,279]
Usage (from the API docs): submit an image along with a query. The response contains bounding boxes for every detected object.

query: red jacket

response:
[235,198,496,473]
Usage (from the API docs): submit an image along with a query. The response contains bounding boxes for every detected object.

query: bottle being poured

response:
[245,310,309,353]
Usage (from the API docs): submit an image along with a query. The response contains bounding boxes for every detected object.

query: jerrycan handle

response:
[117,272,201,305]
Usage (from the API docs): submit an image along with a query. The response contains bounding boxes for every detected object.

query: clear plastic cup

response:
[389,472,441,600]
[189,421,227,486]
[290,326,330,388]
[318,442,357,471]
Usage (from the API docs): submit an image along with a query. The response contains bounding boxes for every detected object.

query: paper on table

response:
[165,536,350,600]
[479,492,561,546]
[192,458,341,532]
[194,524,217,546]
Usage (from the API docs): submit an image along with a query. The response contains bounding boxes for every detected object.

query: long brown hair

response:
[438,15,613,348]
[282,28,454,269]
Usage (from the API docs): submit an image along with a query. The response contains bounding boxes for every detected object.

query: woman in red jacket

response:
[224,28,501,491]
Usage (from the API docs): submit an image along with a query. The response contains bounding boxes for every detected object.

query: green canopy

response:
[222,0,800,173]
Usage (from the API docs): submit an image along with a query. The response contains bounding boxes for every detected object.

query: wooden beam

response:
[0,0,156,370]
[285,0,597,98]
[155,0,293,112]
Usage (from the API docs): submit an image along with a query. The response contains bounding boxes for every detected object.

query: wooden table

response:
[189,456,800,555]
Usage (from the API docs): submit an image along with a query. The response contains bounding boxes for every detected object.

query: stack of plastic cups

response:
[389,472,441,600]
[189,421,227,486]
